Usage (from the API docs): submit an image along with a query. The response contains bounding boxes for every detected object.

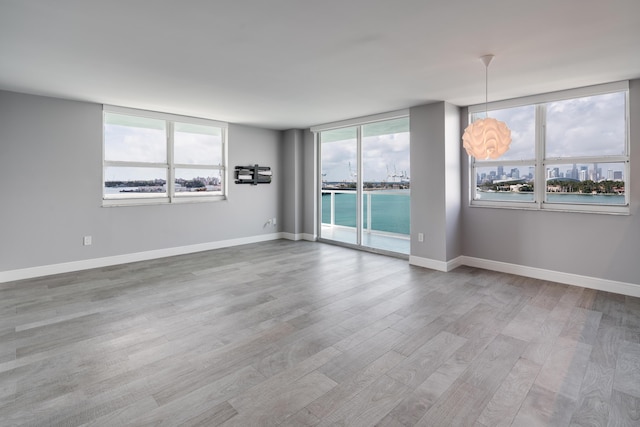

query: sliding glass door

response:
[319,117,410,254]
[320,127,359,245]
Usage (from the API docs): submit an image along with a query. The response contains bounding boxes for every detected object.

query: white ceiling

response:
[1,0,640,130]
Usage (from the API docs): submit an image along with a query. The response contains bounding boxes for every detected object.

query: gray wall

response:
[0,90,282,272]
[281,129,304,236]
[4,79,638,286]
[409,101,462,263]
[460,79,640,285]
[302,129,317,238]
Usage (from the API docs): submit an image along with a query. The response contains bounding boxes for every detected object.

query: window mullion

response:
[356,125,363,247]
[167,121,175,202]
[104,160,168,168]
[535,104,546,207]
[173,163,222,169]
[543,156,629,165]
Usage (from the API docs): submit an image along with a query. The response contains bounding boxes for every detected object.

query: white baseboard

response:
[409,255,465,272]
[4,239,639,298]
[409,256,446,272]
[0,233,284,284]
[410,254,639,297]
[282,232,317,242]
[301,233,317,242]
[460,256,640,298]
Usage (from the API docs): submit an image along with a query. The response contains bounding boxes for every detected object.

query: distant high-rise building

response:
[614,171,623,180]
[511,168,520,179]
[570,164,579,180]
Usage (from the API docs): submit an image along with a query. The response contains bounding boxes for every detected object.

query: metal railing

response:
[321,189,410,237]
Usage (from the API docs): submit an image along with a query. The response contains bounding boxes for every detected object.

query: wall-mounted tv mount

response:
[234,164,271,185]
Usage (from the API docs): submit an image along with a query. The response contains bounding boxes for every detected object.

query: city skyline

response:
[476,162,625,185]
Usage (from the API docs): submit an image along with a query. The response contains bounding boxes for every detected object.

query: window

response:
[312,111,410,255]
[103,106,227,205]
[469,81,629,214]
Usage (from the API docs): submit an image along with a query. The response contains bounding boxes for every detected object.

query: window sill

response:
[469,201,630,215]
[102,195,226,207]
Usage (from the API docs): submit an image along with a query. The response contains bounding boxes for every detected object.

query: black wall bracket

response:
[234,164,271,185]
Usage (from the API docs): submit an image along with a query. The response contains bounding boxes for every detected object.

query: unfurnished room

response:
[1,1,640,426]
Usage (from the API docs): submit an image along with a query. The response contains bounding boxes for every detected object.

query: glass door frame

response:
[311,109,410,254]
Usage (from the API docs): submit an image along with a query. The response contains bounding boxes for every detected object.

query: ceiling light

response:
[462,55,512,160]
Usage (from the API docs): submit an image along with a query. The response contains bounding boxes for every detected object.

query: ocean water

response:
[322,190,625,236]
[476,191,626,204]
[322,191,410,235]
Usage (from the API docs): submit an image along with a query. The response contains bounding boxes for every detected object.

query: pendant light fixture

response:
[462,55,511,160]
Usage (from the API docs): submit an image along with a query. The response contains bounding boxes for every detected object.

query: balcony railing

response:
[321,188,409,236]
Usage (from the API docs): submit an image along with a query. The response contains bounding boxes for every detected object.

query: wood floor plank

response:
[476,357,541,427]
[317,327,406,383]
[414,381,487,426]
[559,306,603,345]
[501,303,551,342]
[612,340,640,399]
[387,331,467,389]
[569,361,614,427]
[608,389,640,427]
[305,350,406,420]
[315,374,409,427]
[227,346,340,413]
[224,371,337,426]
[458,334,526,392]
[511,383,577,427]
[377,364,461,426]
[1,240,640,426]
[534,336,593,401]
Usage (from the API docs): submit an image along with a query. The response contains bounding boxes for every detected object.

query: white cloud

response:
[321,132,409,182]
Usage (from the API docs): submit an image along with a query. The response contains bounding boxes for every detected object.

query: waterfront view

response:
[104,176,222,196]
[475,162,626,205]
[321,190,410,235]
[319,117,411,254]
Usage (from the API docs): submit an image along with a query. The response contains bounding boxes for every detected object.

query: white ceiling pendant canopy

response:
[462,55,512,160]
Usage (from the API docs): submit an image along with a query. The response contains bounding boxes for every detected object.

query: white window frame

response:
[468,81,630,215]
[103,105,228,206]
[310,109,410,247]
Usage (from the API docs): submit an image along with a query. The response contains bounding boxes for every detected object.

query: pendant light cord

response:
[479,54,494,119]
[485,62,489,118]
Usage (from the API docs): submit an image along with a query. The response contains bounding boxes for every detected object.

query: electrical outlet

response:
[83,235,92,246]
[418,233,424,242]
[272,217,277,226]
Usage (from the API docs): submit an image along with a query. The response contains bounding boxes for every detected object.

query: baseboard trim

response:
[282,232,317,242]
[409,256,445,272]
[409,254,639,297]
[4,240,639,298]
[461,255,640,298]
[409,255,465,272]
[0,233,284,284]
[301,233,317,242]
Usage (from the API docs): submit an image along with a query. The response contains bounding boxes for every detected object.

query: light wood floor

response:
[1,240,639,426]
